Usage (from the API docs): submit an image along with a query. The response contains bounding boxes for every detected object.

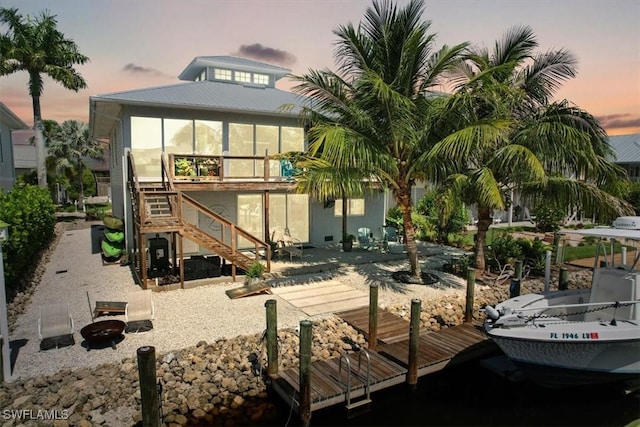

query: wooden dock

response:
[269,306,496,416]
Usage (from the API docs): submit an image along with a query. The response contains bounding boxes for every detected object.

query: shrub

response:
[0,185,56,298]
[534,206,565,232]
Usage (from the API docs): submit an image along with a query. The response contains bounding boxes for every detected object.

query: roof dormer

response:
[178,56,291,88]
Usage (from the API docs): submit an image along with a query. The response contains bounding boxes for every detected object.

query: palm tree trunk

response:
[32,95,48,188]
[341,195,348,251]
[78,158,84,210]
[396,183,420,279]
[474,206,492,272]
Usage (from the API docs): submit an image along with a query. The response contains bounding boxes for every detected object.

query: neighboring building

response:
[609,134,640,183]
[0,102,29,192]
[11,129,36,178]
[88,56,386,287]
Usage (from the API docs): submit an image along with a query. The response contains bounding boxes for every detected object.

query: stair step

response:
[346,399,372,411]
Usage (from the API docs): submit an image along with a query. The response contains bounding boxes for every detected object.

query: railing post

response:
[137,346,160,427]
[621,246,627,266]
[465,267,476,323]
[369,284,378,351]
[299,320,313,427]
[544,250,552,292]
[559,267,569,291]
[264,155,269,181]
[407,298,421,390]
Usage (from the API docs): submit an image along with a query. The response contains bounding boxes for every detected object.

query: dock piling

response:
[137,346,160,427]
[464,267,476,323]
[407,299,421,390]
[559,267,569,291]
[299,320,313,427]
[514,260,523,280]
[265,299,278,376]
[369,284,378,350]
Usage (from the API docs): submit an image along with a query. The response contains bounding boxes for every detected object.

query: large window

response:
[214,68,232,80]
[234,71,251,83]
[131,117,162,177]
[228,123,254,177]
[164,119,193,155]
[281,127,304,152]
[195,120,222,155]
[334,198,365,216]
[253,73,269,85]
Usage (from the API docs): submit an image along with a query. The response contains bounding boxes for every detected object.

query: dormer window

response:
[214,68,232,81]
[253,73,269,85]
[194,69,206,82]
[234,71,251,83]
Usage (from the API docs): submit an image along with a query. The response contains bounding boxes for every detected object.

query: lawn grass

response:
[562,242,636,262]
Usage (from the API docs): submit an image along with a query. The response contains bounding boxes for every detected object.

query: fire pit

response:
[81,320,125,350]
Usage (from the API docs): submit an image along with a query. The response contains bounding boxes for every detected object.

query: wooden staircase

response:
[126,151,270,288]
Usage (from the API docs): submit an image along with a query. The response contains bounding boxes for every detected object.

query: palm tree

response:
[48,120,105,210]
[0,7,89,188]
[290,0,467,280]
[428,26,633,272]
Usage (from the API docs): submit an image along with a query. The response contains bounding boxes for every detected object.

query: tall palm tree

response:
[428,26,632,272]
[48,120,105,210]
[0,7,89,188]
[291,0,467,280]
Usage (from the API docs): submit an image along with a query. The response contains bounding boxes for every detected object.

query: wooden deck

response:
[270,306,497,415]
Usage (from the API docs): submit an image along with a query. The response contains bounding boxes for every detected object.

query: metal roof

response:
[0,102,28,129]
[178,56,291,81]
[90,80,306,140]
[608,134,640,164]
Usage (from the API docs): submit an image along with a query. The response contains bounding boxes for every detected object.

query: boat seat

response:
[584,268,639,322]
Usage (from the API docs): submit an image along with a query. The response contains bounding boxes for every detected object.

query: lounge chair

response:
[357,227,373,250]
[38,303,75,350]
[125,290,155,333]
[271,227,303,261]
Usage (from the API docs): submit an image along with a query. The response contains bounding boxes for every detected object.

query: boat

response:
[484,217,640,387]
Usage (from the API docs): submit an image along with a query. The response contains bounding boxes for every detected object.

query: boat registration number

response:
[550,332,599,340]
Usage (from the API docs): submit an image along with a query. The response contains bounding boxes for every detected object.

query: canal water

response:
[264,359,639,427]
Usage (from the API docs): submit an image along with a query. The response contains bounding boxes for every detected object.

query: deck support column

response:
[265,299,278,377]
[299,319,313,427]
[514,260,523,280]
[465,267,476,323]
[369,284,378,350]
[407,298,420,390]
[140,234,148,289]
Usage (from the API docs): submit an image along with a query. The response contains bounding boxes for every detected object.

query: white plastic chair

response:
[125,290,155,332]
[38,303,74,344]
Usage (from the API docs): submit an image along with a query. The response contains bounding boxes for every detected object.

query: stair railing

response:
[181,193,271,271]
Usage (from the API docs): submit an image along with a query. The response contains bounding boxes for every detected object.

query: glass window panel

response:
[287,194,309,242]
[229,123,254,177]
[215,68,232,80]
[195,120,222,155]
[281,127,304,153]
[164,119,193,155]
[334,198,365,216]
[131,116,162,178]
[237,194,263,248]
[235,71,251,83]
[253,73,269,85]
[269,194,287,232]
[256,125,278,156]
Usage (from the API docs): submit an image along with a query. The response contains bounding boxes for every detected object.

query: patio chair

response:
[38,303,75,350]
[125,290,155,333]
[357,227,373,250]
[382,226,399,243]
[271,227,303,261]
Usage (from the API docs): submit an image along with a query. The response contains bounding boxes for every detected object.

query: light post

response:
[0,220,11,382]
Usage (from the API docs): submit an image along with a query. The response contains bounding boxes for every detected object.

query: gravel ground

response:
[8,222,467,380]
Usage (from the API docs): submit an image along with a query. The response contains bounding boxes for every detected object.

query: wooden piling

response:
[514,260,523,281]
[464,268,476,323]
[137,346,160,427]
[369,284,378,350]
[299,320,313,427]
[407,299,421,390]
[559,267,569,291]
[265,299,278,376]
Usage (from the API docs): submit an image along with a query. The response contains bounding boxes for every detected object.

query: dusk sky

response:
[1,0,639,135]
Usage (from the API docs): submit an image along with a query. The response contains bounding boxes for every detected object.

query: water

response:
[266,360,640,427]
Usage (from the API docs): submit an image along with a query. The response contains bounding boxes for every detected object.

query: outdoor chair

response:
[38,303,75,350]
[125,290,155,333]
[382,226,399,243]
[271,227,303,261]
[357,227,373,250]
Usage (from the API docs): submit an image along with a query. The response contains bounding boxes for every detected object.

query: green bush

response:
[0,185,56,298]
[534,206,565,232]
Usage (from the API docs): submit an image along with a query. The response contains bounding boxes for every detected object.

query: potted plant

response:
[175,157,195,178]
[245,262,266,285]
[342,234,356,252]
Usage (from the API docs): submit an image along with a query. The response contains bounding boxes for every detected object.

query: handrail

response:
[507,299,640,314]
[338,354,353,406]
[168,153,283,182]
[161,152,175,191]
[127,151,141,194]
[357,349,371,402]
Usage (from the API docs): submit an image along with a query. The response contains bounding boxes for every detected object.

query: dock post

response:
[464,267,476,323]
[369,284,378,350]
[559,267,569,291]
[407,299,421,390]
[265,299,278,376]
[299,320,313,427]
[544,250,552,292]
[621,247,627,266]
[137,346,160,427]
[514,260,523,280]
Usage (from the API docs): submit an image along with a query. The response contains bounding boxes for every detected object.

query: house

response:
[0,102,29,192]
[609,134,640,183]
[88,56,386,288]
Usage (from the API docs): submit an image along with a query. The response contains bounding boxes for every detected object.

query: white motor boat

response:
[484,217,640,387]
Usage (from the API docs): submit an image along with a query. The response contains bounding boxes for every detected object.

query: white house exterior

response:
[88,56,387,257]
[0,102,28,192]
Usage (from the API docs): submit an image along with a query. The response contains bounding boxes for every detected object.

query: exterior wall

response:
[0,125,16,192]
[309,191,387,246]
